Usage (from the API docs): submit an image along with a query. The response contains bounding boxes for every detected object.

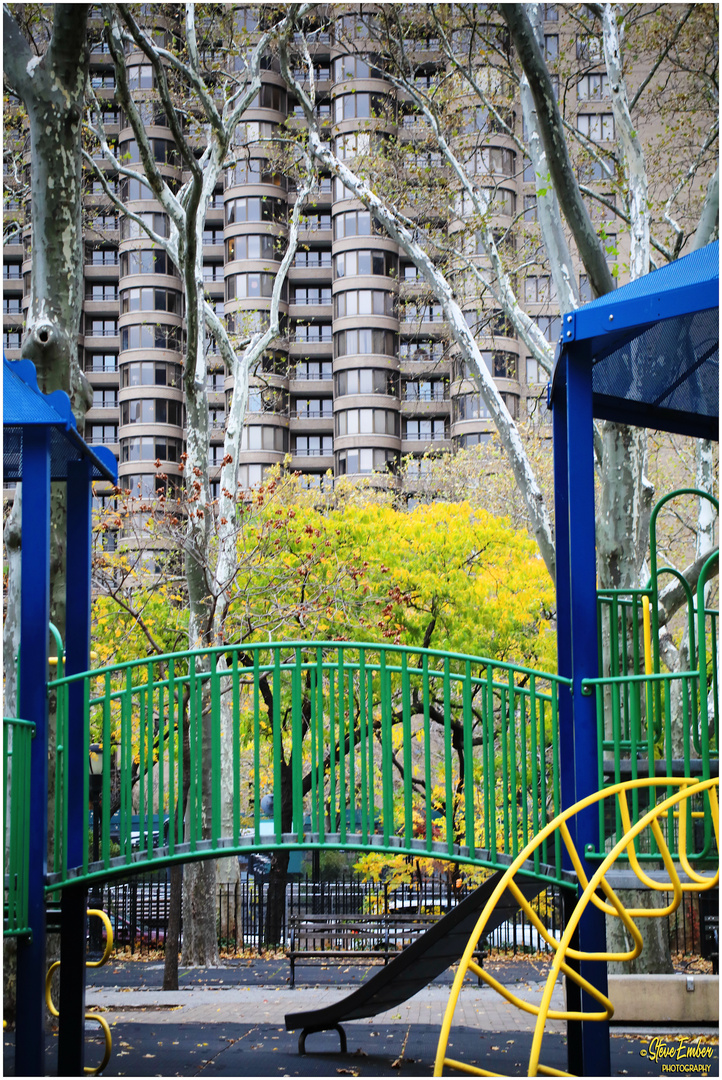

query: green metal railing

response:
[590,488,719,864]
[48,642,572,889]
[3,717,35,937]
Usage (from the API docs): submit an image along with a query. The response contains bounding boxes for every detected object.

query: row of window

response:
[121,287,182,314]
[120,399,184,426]
[121,436,184,463]
[335,289,395,319]
[226,233,282,262]
[226,272,285,301]
[333,210,386,240]
[336,407,399,438]
[121,360,182,387]
[121,324,184,351]
[335,250,397,278]
[225,196,286,225]
[119,139,181,167]
[120,249,178,277]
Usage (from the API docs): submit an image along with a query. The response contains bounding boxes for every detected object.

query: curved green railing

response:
[46,642,572,890]
[3,717,35,936]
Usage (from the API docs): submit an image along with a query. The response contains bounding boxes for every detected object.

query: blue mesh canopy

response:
[551,241,719,440]
[3,357,118,483]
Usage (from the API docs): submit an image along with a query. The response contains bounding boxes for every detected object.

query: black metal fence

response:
[94,874,708,961]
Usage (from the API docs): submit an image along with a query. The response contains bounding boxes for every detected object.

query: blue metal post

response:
[565,344,610,1075]
[16,426,51,1078]
[552,377,583,1076]
[58,458,92,1075]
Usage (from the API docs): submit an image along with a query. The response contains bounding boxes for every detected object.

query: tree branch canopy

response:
[502,4,615,298]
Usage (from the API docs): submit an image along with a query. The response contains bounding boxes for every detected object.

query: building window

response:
[544,34,558,59]
[402,379,446,402]
[291,286,332,306]
[121,399,183,426]
[121,436,184,462]
[240,426,289,453]
[296,360,332,380]
[86,318,118,337]
[336,447,399,475]
[333,210,386,240]
[294,249,332,268]
[292,398,333,419]
[576,35,603,61]
[121,361,182,387]
[404,418,448,441]
[87,353,118,373]
[336,408,399,437]
[533,315,562,343]
[579,275,592,303]
[225,196,286,225]
[86,423,118,444]
[335,289,395,318]
[335,328,398,358]
[226,272,282,302]
[92,389,118,409]
[335,368,398,397]
[334,249,397,278]
[294,435,333,456]
[120,287,182,314]
[577,113,615,142]
[577,73,609,100]
[294,322,332,343]
[454,394,491,422]
[120,249,177,276]
[524,275,557,304]
[121,324,182,351]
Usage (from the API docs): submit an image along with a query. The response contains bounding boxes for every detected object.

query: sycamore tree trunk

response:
[2,4,91,1023]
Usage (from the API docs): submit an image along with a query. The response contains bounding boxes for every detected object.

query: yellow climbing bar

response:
[46,909,114,1076]
[435,776,719,1078]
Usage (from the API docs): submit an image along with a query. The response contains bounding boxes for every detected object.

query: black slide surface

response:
[285,870,544,1041]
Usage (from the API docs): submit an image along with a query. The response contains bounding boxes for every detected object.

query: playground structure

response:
[3,241,719,1077]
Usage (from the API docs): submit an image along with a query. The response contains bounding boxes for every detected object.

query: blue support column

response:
[552,380,583,1076]
[58,459,92,1075]
[16,427,51,1078]
[565,346,610,1076]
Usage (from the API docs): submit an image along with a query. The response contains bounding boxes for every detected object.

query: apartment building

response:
[4,4,693,509]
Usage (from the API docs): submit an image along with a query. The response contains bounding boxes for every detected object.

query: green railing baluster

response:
[508,669,518,861]
[292,647,303,839]
[272,649,282,843]
[309,663,317,836]
[443,657,453,857]
[529,673,539,876]
[520,683,529,854]
[232,651,240,846]
[367,666,375,840]
[359,648,368,843]
[500,681,509,859]
[485,664,496,864]
[168,658,176,856]
[348,662,356,837]
[211,652,222,846]
[103,671,112,867]
[423,654,432,855]
[550,681,561,875]
[253,650,261,845]
[315,647,324,845]
[463,662,474,856]
[338,647,346,843]
[402,653,412,846]
[382,651,395,844]
[189,654,197,852]
[329,653,337,835]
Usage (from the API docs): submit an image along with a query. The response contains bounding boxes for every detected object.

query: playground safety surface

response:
[4,958,718,1077]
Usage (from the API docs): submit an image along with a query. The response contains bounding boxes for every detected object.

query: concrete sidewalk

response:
[5,963,718,1077]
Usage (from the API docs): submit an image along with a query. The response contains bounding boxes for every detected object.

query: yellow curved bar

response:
[86,909,114,967]
[45,908,115,1075]
[435,777,719,1078]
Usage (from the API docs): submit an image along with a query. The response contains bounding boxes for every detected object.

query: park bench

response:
[287,911,455,987]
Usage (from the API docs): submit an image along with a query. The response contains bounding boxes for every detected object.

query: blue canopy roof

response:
[3,357,118,483]
[550,241,719,440]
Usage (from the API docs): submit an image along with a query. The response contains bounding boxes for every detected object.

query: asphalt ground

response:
[4,957,718,1078]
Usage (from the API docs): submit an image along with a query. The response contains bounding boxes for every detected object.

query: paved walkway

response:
[4,960,718,1077]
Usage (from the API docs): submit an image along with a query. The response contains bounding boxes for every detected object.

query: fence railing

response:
[93,874,709,962]
[48,642,570,889]
[3,717,35,937]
